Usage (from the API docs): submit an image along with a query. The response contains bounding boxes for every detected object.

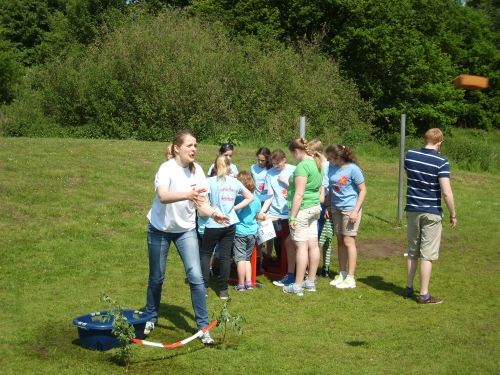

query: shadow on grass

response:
[157,303,196,334]
[364,212,393,225]
[346,341,367,347]
[356,275,405,297]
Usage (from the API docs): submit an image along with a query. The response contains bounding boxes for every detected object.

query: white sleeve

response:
[154,162,171,190]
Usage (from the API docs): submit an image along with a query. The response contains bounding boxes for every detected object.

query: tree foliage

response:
[0,0,128,66]
[1,0,500,136]
[187,0,500,133]
[1,10,374,142]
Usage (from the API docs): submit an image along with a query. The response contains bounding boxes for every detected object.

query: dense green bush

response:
[0,10,374,143]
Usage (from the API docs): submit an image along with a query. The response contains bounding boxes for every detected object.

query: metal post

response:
[299,117,306,138]
[398,114,406,221]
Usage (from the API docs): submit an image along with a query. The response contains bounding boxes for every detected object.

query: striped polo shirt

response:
[404,148,450,215]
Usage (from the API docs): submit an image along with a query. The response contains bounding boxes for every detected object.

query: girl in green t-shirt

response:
[283,138,325,296]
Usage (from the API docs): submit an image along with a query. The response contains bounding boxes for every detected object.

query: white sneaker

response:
[200,331,214,345]
[329,274,344,286]
[336,278,356,289]
[144,321,155,335]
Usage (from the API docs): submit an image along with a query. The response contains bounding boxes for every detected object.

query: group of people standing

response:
[142,127,456,345]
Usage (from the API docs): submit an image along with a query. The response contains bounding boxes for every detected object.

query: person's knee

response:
[148,275,164,287]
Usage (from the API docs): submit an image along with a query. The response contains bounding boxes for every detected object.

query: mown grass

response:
[0,137,499,374]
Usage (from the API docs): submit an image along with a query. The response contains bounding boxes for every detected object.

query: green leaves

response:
[99,293,135,371]
[211,296,246,343]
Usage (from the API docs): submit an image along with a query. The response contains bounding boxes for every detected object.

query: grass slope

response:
[0,137,499,374]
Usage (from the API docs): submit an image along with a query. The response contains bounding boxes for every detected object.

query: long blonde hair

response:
[215,155,231,181]
[165,143,173,160]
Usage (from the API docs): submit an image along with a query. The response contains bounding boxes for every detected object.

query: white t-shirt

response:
[147,159,208,233]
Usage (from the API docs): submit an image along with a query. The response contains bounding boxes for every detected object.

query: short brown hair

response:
[424,128,444,146]
[270,149,286,163]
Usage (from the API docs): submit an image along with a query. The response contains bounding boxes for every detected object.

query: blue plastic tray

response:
[73,310,151,351]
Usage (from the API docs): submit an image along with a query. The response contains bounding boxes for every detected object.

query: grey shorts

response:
[406,211,442,261]
[233,234,257,262]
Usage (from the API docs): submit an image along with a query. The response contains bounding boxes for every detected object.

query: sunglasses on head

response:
[221,143,234,149]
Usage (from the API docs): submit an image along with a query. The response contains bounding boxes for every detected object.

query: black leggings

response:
[200,225,236,291]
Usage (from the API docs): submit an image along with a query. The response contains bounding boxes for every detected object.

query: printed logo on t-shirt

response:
[220,186,236,202]
[258,184,264,192]
[281,187,288,199]
[333,175,348,192]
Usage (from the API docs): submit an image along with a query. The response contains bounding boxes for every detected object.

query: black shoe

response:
[404,289,414,299]
[319,269,330,279]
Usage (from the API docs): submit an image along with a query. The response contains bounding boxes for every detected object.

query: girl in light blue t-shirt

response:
[200,155,254,299]
[250,147,272,196]
[325,144,367,291]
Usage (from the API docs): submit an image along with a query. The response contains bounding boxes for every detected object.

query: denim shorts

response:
[233,234,257,261]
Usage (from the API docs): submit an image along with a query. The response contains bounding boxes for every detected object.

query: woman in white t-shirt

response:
[144,131,228,345]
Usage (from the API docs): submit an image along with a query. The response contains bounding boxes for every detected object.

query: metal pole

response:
[398,114,406,221]
[299,117,306,138]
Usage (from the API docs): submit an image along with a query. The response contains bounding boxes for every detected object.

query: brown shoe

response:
[404,290,414,299]
[418,295,443,304]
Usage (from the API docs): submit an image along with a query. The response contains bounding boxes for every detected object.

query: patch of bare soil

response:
[356,240,406,259]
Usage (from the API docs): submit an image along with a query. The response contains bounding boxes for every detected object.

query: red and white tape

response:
[130,320,218,348]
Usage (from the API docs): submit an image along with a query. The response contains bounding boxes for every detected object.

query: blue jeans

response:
[145,224,209,330]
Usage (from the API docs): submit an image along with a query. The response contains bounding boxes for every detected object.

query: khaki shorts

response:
[291,205,321,242]
[406,211,442,261]
[331,208,362,237]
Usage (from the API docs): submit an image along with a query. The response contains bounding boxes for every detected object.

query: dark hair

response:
[326,144,359,166]
[172,130,196,173]
[219,143,234,154]
[256,147,272,169]
[288,138,322,172]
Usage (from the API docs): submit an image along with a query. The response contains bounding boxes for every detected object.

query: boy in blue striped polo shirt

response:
[404,128,457,304]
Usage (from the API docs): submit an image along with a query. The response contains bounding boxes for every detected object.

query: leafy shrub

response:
[1,9,374,142]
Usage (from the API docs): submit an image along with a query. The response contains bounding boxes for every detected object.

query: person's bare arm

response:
[234,188,254,211]
[157,185,207,204]
[289,176,307,231]
[348,182,367,224]
[439,177,457,229]
[260,188,274,213]
[196,195,230,225]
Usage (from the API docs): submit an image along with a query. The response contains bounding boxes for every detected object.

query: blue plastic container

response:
[73,310,151,351]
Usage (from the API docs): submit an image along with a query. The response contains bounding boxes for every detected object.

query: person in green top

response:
[283,138,325,296]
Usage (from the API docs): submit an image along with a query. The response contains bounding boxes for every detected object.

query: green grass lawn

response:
[0,137,499,374]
